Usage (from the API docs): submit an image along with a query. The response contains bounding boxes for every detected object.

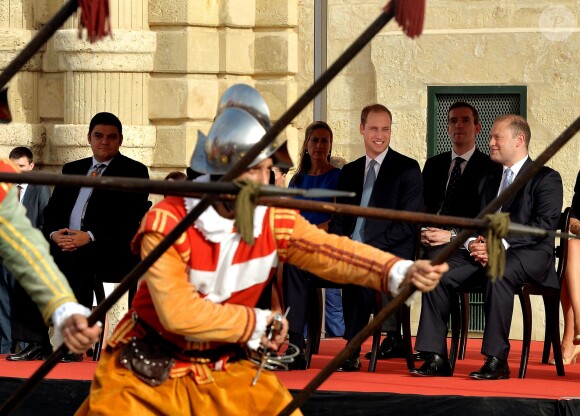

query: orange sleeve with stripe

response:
[281,212,401,293]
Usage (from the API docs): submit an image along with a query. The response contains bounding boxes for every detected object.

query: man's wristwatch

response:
[449,229,457,242]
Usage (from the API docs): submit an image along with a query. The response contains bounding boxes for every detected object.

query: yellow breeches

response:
[75,347,302,416]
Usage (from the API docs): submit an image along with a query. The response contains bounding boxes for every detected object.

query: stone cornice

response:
[54,29,157,72]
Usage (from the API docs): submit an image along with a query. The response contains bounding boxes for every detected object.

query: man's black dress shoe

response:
[413,351,430,361]
[60,352,84,363]
[469,356,510,380]
[336,356,361,372]
[409,353,452,377]
[6,343,47,361]
[364,333,405,360]
[288,353,308,370]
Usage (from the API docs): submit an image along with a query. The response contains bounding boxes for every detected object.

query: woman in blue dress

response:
[283,121,345,369]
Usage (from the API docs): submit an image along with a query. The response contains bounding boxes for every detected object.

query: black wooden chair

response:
[368,297,414,372]
[450,208,571,378]
[305,284,415,371]
[304,278,343,369]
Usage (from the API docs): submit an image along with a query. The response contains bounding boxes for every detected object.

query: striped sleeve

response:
[0,186,76,323]
[284,215,401,292]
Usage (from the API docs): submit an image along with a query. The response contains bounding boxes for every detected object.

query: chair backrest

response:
[555,207,573,282]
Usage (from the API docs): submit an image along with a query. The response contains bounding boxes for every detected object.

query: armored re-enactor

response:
[0,159,101,355]
[76,85,448,415]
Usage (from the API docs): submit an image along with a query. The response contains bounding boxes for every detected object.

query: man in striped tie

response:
[330,104,423,371]
[43,112,150,362]
[420,102,500,261]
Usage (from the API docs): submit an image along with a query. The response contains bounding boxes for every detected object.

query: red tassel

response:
[77,0,111,43]
[385,0,426,38]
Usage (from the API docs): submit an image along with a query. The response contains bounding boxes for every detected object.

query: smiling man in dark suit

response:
[421,102,500,259]
[411,114,563,379]
[43,112,149,361]
[329,104,423,371]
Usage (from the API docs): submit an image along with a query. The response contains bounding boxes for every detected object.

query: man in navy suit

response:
[1,147,52,359]
[43,112,149,361]
[411,114,563,379]
[329,104,423,371]
[420,102,500,259]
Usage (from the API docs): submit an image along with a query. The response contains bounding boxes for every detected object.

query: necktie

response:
[439,157,464,215]
[498,168,514,195]
[16,184,23,202]
[69,164,105,230]
[352,160,377,242]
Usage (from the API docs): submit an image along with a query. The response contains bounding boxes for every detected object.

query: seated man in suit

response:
[0,159,101,359]
[330,104,423,371]
[44,112,149,361]
[420,102,500,260]
[3,147,53,360]
[411,114,563,379]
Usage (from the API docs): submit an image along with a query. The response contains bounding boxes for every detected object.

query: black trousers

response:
[415,250,532,361]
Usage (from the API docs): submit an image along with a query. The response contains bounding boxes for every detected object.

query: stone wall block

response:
[217,78,256,98]
[256,0,298,27]
[50,124,154,166]
[220,0,255,27]
[154,28,219,73]
[149,78,217,120]
[0,29,42,71]
[39,73,64,120]
[254,31,298,74]
[280,125,298,168]
[255,80,297,121]
[0,124,44,150]
[64,72,148,127]
[220,29,255,74]
[149,0,219,26]
[109,0,148,31]
[153,122,211,167]
[3,72,39,123]
[54,29,156,72]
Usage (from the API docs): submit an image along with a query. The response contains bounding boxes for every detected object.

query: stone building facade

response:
[0,0,578,340]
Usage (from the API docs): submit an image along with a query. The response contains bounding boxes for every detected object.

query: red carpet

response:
[277,338,580,400]
[2,337,580,400]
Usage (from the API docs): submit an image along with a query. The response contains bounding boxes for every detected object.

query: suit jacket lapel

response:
[485,169,502,207]
[102,153,123,176]
[372,149,396,202]
[21,185,32,206]
[437,152,452,194]
[352,157,365,206]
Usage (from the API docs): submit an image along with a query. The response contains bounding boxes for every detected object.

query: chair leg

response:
[305,287,323,369]
[459,292,469,360]
[368,291,384,373]
[92,282,106,361]
[518,290,533,379]
[541,294,553,364]
[449,291,461,374]
[545,294,565,376]
[402,305,414,370]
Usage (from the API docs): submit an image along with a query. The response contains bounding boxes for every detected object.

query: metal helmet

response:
[190,84,292,175]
